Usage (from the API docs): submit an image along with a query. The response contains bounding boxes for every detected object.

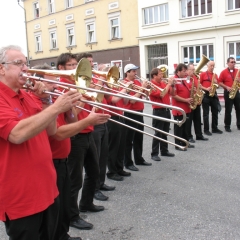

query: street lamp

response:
[17,0,30,66]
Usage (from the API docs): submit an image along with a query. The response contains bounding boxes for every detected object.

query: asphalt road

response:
[1,103,240,240]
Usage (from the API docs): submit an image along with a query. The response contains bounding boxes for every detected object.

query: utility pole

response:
[17,0,30,66]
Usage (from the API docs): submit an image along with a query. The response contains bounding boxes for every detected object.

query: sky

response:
[0,0,27,55]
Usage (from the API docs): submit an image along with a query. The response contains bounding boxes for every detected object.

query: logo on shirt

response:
[14,108,23,118]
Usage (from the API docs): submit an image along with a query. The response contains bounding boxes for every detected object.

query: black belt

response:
[154,108,170,111]
[53,158,68,163]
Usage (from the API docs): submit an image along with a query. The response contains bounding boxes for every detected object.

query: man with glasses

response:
[219,57,240,132]
[0,45,80,240]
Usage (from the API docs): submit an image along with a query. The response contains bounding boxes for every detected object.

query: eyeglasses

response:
[1,60,28,68]
[65,63,78,67]
[230,61,236,63]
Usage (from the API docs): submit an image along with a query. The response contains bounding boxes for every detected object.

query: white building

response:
[137,0,240,77]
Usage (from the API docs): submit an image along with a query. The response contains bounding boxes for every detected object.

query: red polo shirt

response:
[49,113,71,159]
[124,78,144,111]
[219,68,238,87]
[171,75,191,116]
[0,82,58,221]
[59,77,94,133]
[149,80,170,109]
[200,71,219,88]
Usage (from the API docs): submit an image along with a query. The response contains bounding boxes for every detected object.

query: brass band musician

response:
[200,61,223,135]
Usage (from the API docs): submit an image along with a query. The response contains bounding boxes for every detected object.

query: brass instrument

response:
[229,68,240,99]
[157,64,168,78]
[193,54,210,104]
[92,66,119,89]
[189,77,198,110]
[209,73,218,97]
[24,59,190,149]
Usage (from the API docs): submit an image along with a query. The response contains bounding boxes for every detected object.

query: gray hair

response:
[0,45,22,69]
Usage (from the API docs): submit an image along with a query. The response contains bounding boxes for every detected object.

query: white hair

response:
[0,45,22,68]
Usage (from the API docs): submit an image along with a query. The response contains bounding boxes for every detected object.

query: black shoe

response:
[188,138,195,143]
[225,127,231,132]
[94,190,108,201]
[70,218,93,230]
[100,184,115,191]
[175,146,187,151]
[151,155,161,161]
[204,130,212,136]
[237,126,240,130]
[118,170,131,177]
[107,174,123,181]
[188,144,195,148]
[79,203,104,213]
[135,160,152,166]
[125,165,139,171]
[161,152,175,157]
[212,129,223,134]
[68,237,82,240]
[196,136,208,140]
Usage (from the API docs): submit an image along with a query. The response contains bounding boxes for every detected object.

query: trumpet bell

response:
[92,66,119,88]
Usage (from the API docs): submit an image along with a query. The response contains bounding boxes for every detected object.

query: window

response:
[111,18,119,39]
[66,26,75,46]
[86,24,95,43]
[66,0,73,8]
[49,30,57,49]
[143,4,169,25]
[183,44,214,64]
[228,42,240,62]
[108,11,121,40]
[33,2,39,18]
[228,0,240,10]
[181,0,212,18]
[35,34,42,52]
[48,0,55,14]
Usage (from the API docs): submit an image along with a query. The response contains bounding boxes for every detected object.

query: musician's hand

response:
[86,107,111,125]
[186,98,193,104]
[207,87,212,92]
[213,79,218,83]
[53,90,81,113]
[142,80,149,88]
[32,81,50,98]
[167,77,174,85]
[226,86,233,92]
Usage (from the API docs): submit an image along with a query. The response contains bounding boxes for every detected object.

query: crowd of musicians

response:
[0,44,239,240]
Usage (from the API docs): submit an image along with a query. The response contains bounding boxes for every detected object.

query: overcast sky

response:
[0,0,27,55]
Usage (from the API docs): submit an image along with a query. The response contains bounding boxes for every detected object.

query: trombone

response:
[25,58,187,126]
[39,88,188,150]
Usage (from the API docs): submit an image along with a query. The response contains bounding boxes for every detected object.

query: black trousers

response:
[67,133,99,221]
[53,159,71,240]
[124,111,144,166]
[151,108,170,157]
[92,123,109,190]
[107,116,126,175]
[174,113,190,146]
[187,105,203,139]
[224,90,240,128]
[202,93,219,131]
[4,197,59,240]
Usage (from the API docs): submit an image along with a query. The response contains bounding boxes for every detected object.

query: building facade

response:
[138,0,240,77]
[23,0,140,78]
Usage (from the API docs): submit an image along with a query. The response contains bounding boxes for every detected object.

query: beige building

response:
[23,0,140,78]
